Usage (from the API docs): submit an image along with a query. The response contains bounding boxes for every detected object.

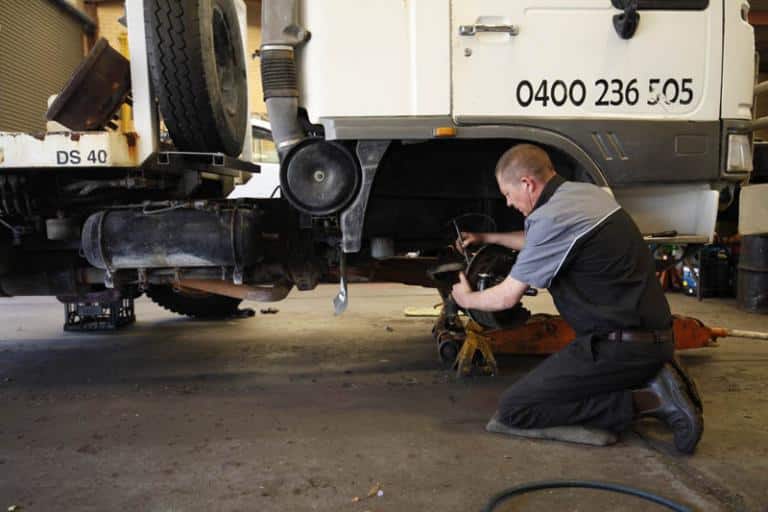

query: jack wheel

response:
[438,338,461,366]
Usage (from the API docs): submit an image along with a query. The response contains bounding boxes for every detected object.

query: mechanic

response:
[451,144,703,454]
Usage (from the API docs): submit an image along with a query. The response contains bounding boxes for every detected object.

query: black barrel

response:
[81,207,262,271]
[737,234,768,314]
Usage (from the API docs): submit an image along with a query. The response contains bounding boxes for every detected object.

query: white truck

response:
[0,0,758,324]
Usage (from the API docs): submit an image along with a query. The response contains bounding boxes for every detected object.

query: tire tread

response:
[144,0,244,155]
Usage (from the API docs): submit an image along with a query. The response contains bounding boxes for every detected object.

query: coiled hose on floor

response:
[483,480,691,511]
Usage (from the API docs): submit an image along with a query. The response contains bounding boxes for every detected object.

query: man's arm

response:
[451,273,528,312]
[459,231,525,251]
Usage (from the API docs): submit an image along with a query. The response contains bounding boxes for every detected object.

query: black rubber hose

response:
[483,480,691,512]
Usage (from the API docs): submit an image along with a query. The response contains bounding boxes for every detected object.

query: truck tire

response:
[145,0,248,157]
[146,285,242,318]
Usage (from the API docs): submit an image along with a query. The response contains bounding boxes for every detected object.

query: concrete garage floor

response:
[1,285,767,511]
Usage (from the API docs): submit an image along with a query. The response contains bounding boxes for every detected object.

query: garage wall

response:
[246,0,265,114]
[95,1,126,51]
[0,0,86,132]
[65,0,87,11]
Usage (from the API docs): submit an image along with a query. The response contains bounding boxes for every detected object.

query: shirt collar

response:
[531,174,565,213]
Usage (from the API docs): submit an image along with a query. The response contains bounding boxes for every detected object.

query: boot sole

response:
[659,366,703,454]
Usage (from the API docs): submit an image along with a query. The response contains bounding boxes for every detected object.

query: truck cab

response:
[264,0,755,252]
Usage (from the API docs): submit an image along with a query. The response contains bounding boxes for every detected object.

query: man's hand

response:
[451,272,473,308]
[455,232,485,253]
[454,231,526,252]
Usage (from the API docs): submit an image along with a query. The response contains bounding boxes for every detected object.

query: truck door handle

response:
[459,24,519,36]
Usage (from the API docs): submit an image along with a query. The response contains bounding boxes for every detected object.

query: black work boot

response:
[670,355,703,413]
[645,364,704,454]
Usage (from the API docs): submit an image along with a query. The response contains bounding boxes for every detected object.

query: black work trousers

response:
[498,334,674,433]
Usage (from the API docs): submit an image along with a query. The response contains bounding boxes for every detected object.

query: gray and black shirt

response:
[509,175,672,337]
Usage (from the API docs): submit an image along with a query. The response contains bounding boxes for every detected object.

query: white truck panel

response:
[452,0,723,121]
[125,0,158,165]
[228,162,280,199]
[298,0,451,121]
[613,184,719,244]
[739,183,768,235]
[235,0,253,162]
[721,0,755,120]
[0,132,138,168]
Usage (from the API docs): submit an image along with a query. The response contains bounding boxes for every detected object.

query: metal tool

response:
[333,251,349,315]
[453,219,471,267]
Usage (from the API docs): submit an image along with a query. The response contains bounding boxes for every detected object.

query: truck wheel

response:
[465,245,531,330]
[146,285,243,318]
[145,0,248,157]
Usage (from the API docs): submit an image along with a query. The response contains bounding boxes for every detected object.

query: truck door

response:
[451,0,722,123]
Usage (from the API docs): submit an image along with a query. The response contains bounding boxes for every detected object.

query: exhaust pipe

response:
[260,0,309,156]
[260,1,361,217]
[261,2,361,218]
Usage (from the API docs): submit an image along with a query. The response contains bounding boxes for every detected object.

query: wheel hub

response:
[465,245,531,329]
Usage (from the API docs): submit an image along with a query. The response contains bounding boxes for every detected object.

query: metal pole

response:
[710,326,768,341]
[722,329,768,341]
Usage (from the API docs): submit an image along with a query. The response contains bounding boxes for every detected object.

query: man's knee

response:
[498,392,538,429]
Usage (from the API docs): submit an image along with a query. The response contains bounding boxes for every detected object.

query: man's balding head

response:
[495,144,557,217]
[495,144,556,184]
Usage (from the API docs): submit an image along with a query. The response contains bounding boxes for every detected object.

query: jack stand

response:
[454,320,498,377]
[433,307,575,377]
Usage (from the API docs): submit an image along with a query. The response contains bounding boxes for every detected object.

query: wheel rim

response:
[212,6,239,118]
